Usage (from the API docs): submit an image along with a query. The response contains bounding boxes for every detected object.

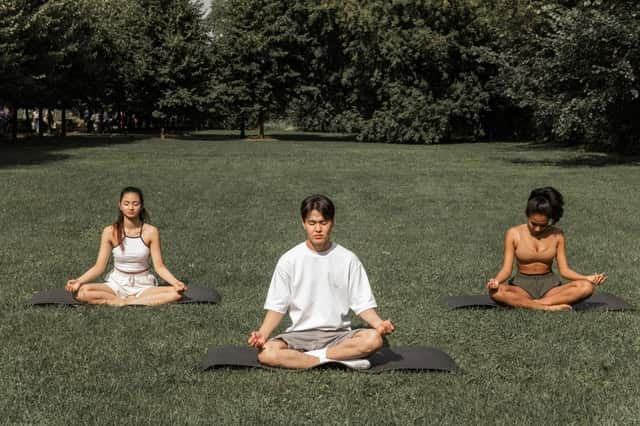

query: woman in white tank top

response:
[65,187,187,306]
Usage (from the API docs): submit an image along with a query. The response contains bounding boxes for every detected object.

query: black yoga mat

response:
[202,345,457,373]
[26,286,221,305]
[440,291,633,311]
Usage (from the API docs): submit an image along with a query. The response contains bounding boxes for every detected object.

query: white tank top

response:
[112,227,150,273]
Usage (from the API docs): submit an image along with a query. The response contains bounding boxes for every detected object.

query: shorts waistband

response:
[515,271,554,277]
[114,267,149,275]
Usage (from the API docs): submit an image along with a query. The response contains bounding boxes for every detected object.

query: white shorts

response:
[105,269,158,298]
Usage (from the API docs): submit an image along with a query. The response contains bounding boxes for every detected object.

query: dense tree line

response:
[0,0,209,138]
[1,0,639,151]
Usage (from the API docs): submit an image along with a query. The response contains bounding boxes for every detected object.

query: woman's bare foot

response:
[542,303,572,311]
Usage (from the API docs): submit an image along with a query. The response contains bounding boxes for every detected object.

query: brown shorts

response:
[509,272,562,299]
[271,329,361,351]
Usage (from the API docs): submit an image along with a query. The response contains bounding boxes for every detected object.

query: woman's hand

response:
[587,273,607,286]
[65,279,82,293]
[486,278,500,290]
[172,280,188,293]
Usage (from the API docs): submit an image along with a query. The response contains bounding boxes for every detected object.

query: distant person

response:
[487,187,606,310]
[32,110,39,132]
[248,194,394,369]
[65,187,187,306]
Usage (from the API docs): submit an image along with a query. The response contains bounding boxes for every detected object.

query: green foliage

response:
[489,1,640,152]
[207,0,308,134]
[291,0,495,143]
[3,0,639,149]
[0,0,211,129]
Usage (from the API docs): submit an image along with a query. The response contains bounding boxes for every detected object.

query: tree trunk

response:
[86,109,93,133]
[99,111,104,133]
[38,107,44,137]
[61,108,67,137]
[47,109,54,135]
[10,107,17,141]
[258,110,264,139]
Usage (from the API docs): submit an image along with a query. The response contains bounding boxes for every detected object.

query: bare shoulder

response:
[101,225,117,245]
[142,223,159,243]
[505,225,522,240]
[549,226,564,240]
[101,224,115,239]
[143,223,159,233]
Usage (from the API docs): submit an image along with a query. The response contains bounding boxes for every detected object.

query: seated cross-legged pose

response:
[487,187,606,311]
[248,194,394,369]
[65,186,187,306]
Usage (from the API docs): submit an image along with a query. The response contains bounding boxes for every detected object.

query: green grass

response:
[1,132,639,424]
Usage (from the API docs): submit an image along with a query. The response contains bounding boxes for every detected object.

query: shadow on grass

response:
[269,132,357,143]
[0,134,149,168]
[173,130,358,143]
[502,142,640,167]
[509,154,640,168]
[172,133,246,142]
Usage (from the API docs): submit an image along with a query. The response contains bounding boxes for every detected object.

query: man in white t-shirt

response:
[248,194,394,369]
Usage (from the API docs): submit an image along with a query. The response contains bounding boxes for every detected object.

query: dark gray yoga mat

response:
[202,345,457,372]
[440,291,633,311]
[26,286,221,305]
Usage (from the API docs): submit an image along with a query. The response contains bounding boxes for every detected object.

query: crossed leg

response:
[75,283,126,306]
[326,329,383,361]
[258,339,321,369]
[126,287,182,306]
[538,280,593,306]
[489,284,572,311]
[75,284,182,306]
[258,329,383,369]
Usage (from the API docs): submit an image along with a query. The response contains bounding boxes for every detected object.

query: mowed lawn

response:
[1,132,639,424]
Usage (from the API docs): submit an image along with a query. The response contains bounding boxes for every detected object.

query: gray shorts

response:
[509,272,562,299]
[271,329,361,351]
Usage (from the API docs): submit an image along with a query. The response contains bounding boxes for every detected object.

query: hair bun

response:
[526,187,564,223]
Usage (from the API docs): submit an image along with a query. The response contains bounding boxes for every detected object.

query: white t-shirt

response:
[264,242,377,332]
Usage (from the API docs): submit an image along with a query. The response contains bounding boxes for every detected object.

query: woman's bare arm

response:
[487,228,516,289]
[65,226,114,292]
[147,225,187,291]
[556,232,606,284]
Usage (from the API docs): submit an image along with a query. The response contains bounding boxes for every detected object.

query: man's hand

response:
[376,320,394,336]
[248,331,266,349]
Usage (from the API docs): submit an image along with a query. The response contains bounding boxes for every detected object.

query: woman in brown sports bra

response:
[486,187,606,311]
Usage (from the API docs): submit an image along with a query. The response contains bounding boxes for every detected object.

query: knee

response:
[75,286,90,302]
[489,284,507,301]
[169,289,182,302]
[575,280,594,298]
[257,346,280,367]
[359,330,383,355]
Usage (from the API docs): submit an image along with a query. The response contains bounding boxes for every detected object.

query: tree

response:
[500,1,640,152]
[283,0,496,143]
[207,0,307,138]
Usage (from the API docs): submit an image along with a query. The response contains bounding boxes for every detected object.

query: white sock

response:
[305,348,328,362]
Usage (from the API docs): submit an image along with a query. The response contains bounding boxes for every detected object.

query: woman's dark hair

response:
[300,194,335,221]
[525,187,564,224]
[113,186,149,249]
